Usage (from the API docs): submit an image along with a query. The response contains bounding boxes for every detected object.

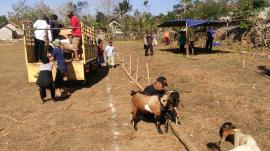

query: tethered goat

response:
[130,90,180,134]
[219,122,261,151]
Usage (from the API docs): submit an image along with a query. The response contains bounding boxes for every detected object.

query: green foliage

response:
[0,16,7,25]
[181,0,231,19]
[95,11,108,31]
[113,0,132,18]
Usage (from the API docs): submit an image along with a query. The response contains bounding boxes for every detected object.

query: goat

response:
[219,122,261,151]
[130,90,180,134]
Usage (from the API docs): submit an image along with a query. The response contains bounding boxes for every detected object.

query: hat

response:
[156,76,168,87]
[52,39,61,47]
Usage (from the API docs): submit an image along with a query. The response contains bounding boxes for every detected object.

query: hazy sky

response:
[0,0,179,16]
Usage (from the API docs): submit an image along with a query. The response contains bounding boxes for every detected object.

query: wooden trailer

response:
[22,21,98,82]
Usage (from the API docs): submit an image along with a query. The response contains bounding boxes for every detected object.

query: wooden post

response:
[225,20,229,52]
[129,54,132,75]
[136,58,139,81]
[146,63,150,85]
[186,22,189,57]
[242,58,246,69]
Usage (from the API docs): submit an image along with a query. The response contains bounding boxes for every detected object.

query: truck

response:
[22,21,98,83]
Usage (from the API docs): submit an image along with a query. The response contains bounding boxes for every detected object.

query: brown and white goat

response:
[219,122,261,151]
[130,90,180,134]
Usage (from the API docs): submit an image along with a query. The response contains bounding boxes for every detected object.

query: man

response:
[143,76,168,98]
[50,39,68,96]
[206,27,215,51]
[67,11,81,60]
[33,15,52,61]
[36,57,55,103]
[49,14,63,41]
[105,41,115,68]
[144,34,154,56]
[178,31,186,54]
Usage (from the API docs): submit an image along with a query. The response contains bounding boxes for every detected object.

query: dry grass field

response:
[0,40,269,151]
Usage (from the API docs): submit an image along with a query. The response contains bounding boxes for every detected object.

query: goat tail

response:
[130,90,137,96]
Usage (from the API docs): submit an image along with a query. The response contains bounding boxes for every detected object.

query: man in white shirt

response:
[105,41,115,68]
[33,15,52,61]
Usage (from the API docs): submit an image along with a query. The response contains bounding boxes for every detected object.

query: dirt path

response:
[0,41,269,151]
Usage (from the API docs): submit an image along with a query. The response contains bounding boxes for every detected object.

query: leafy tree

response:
[95,11,108,31]
[0,16,8,25]
[113,0,132,18]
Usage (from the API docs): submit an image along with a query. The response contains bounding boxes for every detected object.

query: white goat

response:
[219,122,261,151]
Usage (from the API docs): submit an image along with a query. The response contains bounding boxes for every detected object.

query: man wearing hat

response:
[50,39,67,96]
[143,76,168,97]
[67,11,81,60]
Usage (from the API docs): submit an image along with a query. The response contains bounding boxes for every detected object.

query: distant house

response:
[0,22,22,40]
[108,19,123,34]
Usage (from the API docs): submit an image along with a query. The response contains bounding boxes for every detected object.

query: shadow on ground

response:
[56,66,110,101]
[159,47,231,55]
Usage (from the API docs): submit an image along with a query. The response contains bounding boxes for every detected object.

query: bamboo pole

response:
[186,22,189,57]
[130,54,132,75]
[146,63,150,85]
[169,121,199,151]
[136,58,139,81]
[242,58,246,69]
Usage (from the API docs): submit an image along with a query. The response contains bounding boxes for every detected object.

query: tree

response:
[8,0,54,26]
[180,0,192,13]
[8,0,29,20]
[95,11,109,31]
[113,0,132,18]
[143,0,149,12]
[0,16,7,25]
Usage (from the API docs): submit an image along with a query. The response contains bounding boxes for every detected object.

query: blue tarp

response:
[158,19,223,28]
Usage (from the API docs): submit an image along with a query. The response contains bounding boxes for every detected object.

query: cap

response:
[52,39,61,47]
[156,76,168,87]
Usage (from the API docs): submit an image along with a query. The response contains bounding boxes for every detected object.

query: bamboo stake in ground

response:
[136,58,139,81]
[121,62,144,90]
[242,58,246,69]
[130,54,132,75]
[146,63,150,85]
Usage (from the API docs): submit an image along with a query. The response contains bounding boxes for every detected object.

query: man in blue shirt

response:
[50,39,68,96]
[206,27,215,51]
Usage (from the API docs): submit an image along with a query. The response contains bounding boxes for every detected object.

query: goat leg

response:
[165,120,169,133]
[155,116,163,134]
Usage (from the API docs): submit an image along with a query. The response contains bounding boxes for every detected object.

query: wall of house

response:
[0,27,13,40]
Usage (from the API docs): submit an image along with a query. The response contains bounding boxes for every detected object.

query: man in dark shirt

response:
[205,27,215,51]
[49,14,64,41]
[143,76,168,98]
[144,34,154,56]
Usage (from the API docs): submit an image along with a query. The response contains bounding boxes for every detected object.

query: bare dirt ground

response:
[0,40,269,151]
